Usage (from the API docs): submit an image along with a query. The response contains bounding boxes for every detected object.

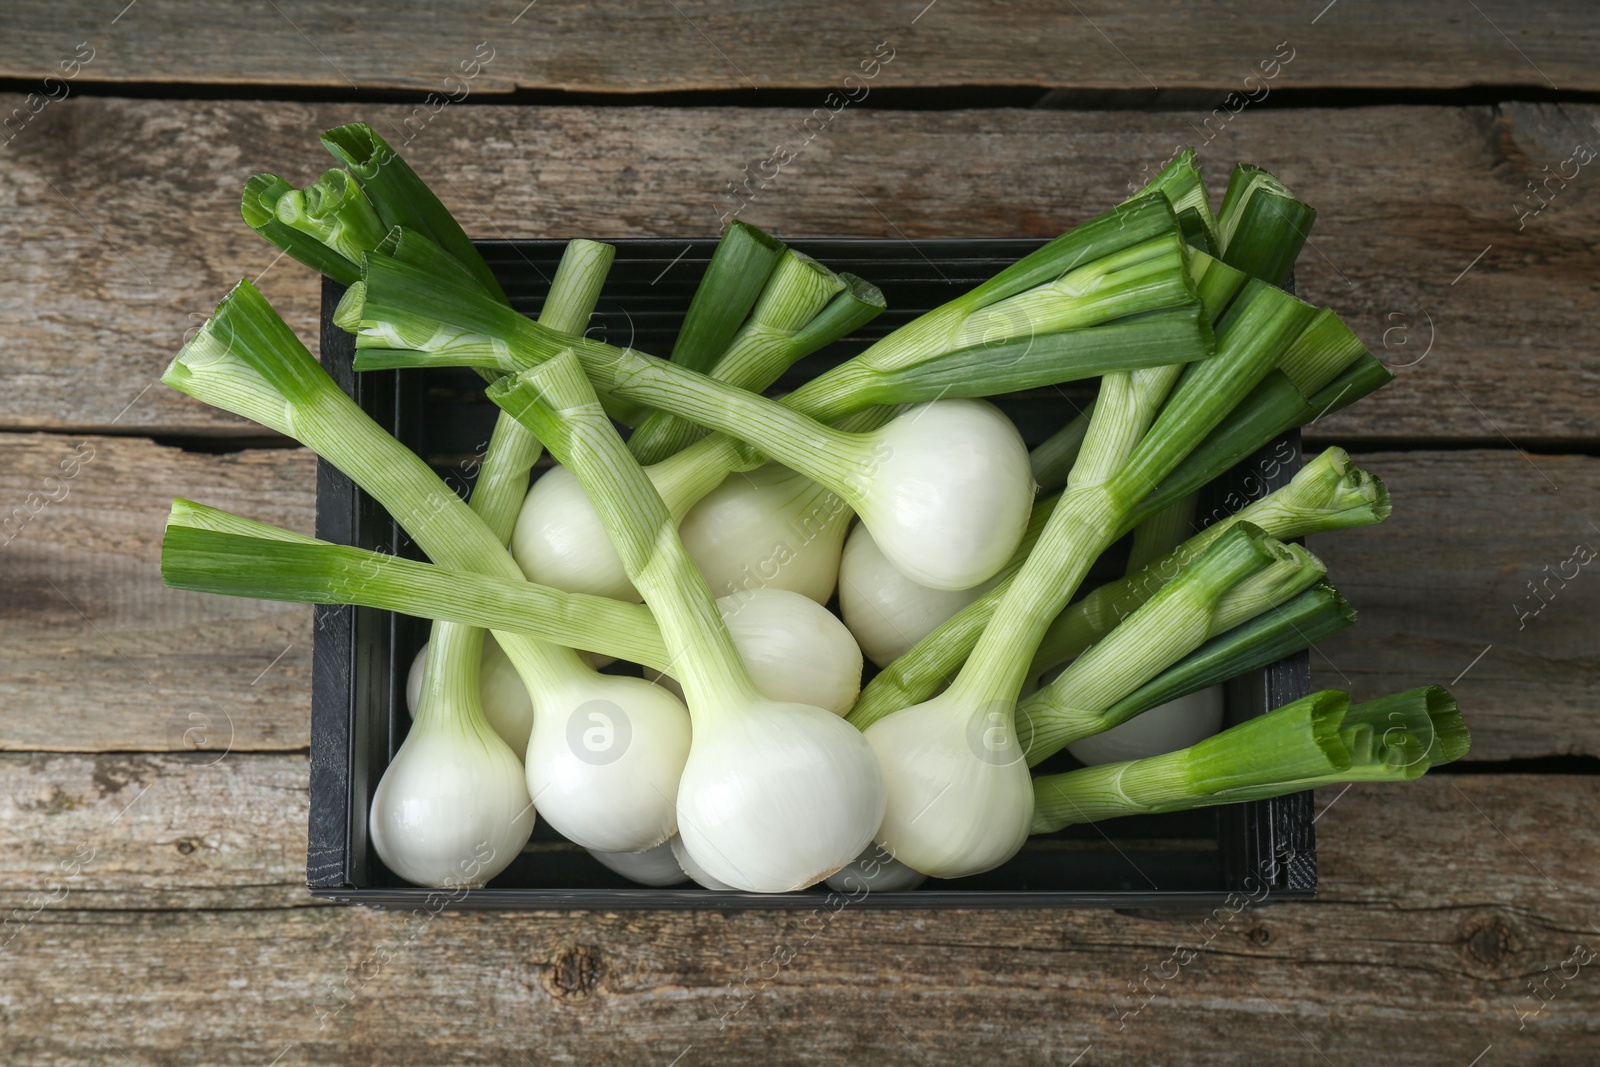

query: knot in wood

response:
[1461,913,1519,968]
[545,945,602,999]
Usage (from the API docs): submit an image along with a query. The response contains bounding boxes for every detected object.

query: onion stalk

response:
[660,220,787,375]
[340,197,1210,536]
[1015,523,1326,766]
[629,247,886,464]
[1217,163,1317,289]
[1094,581,1356,731]
[1031,687,1468,832]
[160,512,863,725]
[848,285,1328,742]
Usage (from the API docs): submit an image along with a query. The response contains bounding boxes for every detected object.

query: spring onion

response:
[1031,687,1468,832]
[1217,163,1317,289]
[162,279,692,867]
[1064,581,1355,766]
[1016,524,1326,766]
[490,351,886,892]
[512,407,891,603]
[594,363,1036,590]
[161,513,863,732]
[851,443,1387,730]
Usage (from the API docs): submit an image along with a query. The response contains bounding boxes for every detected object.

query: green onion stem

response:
[344,197,1207,520]
[1124,491,1198,576]
[161,279,619,717]
[1098,582,1355,727]
[1026,445,1382,680]
[665,221,788,376]
[903,284,1313,725]
[321,122,508,303]
[242,174,367,286]
[1016,525,1313,765]
[1187,251,1250,325]
[1129,147,1218,248]
[470,239,613,540]
[1029,686,1466,832]
[1276,307,1370,398]
[423,239,612,714]
[849,445,1387,730]
[627,254,878,465]
[1129,354,1394,527]
[1029,406,1094,494]
[346,227,1210,413]
[272,168,388,267]
[160,519,672,671]
[1216,163,1317,289]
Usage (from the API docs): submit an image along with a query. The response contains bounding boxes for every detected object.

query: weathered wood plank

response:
[1,774,1594,1065]
[0,432,315,753]
[0,2,1594,93]
[1311,449,1600,760]
[3,435,1594,759]
[1,97,1595,441]
[0,752,311,911]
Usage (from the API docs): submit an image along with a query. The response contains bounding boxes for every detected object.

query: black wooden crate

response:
[307,238,1316,908]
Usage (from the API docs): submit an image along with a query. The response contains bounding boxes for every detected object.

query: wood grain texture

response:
[0,752,310,911]
[1311,449,1600,760]
[0,432,315,754]
[0,2,1593,93]
[0,434,1592,760]
[1,774,1594,1065]
[0,97,1595,441]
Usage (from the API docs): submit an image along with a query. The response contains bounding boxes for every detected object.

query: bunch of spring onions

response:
[159,123,1468,892]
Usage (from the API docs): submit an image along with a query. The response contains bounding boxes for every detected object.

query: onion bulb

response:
[671,834,734,891]
[863,687,1034,879]
[833,400,1034,591]
[519,653,691,855]
[824,843,927,893]
[511,465,645,602]
[369,628,535,888]
[649,588,863,715]
[588,839,689,886]
[678,463,852,604]
[839,522,998,668]
[1066,686,1225,766]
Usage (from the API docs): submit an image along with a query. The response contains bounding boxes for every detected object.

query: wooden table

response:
[2,3,1597,1063]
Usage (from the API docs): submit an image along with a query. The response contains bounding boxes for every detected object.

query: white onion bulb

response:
[521,662,690,855]
[370,632,535,889]
[1066,686,1226,766]
[671,834,734,891]
[649,588,863,715]
[678,463,852,604]
[851,400,1034,591]
[839,523,997,668]
[510,465,644,602]
[588,839,689,886]
[677,699,886,892]
[863,689,1034,879]
[825,843,927,893]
